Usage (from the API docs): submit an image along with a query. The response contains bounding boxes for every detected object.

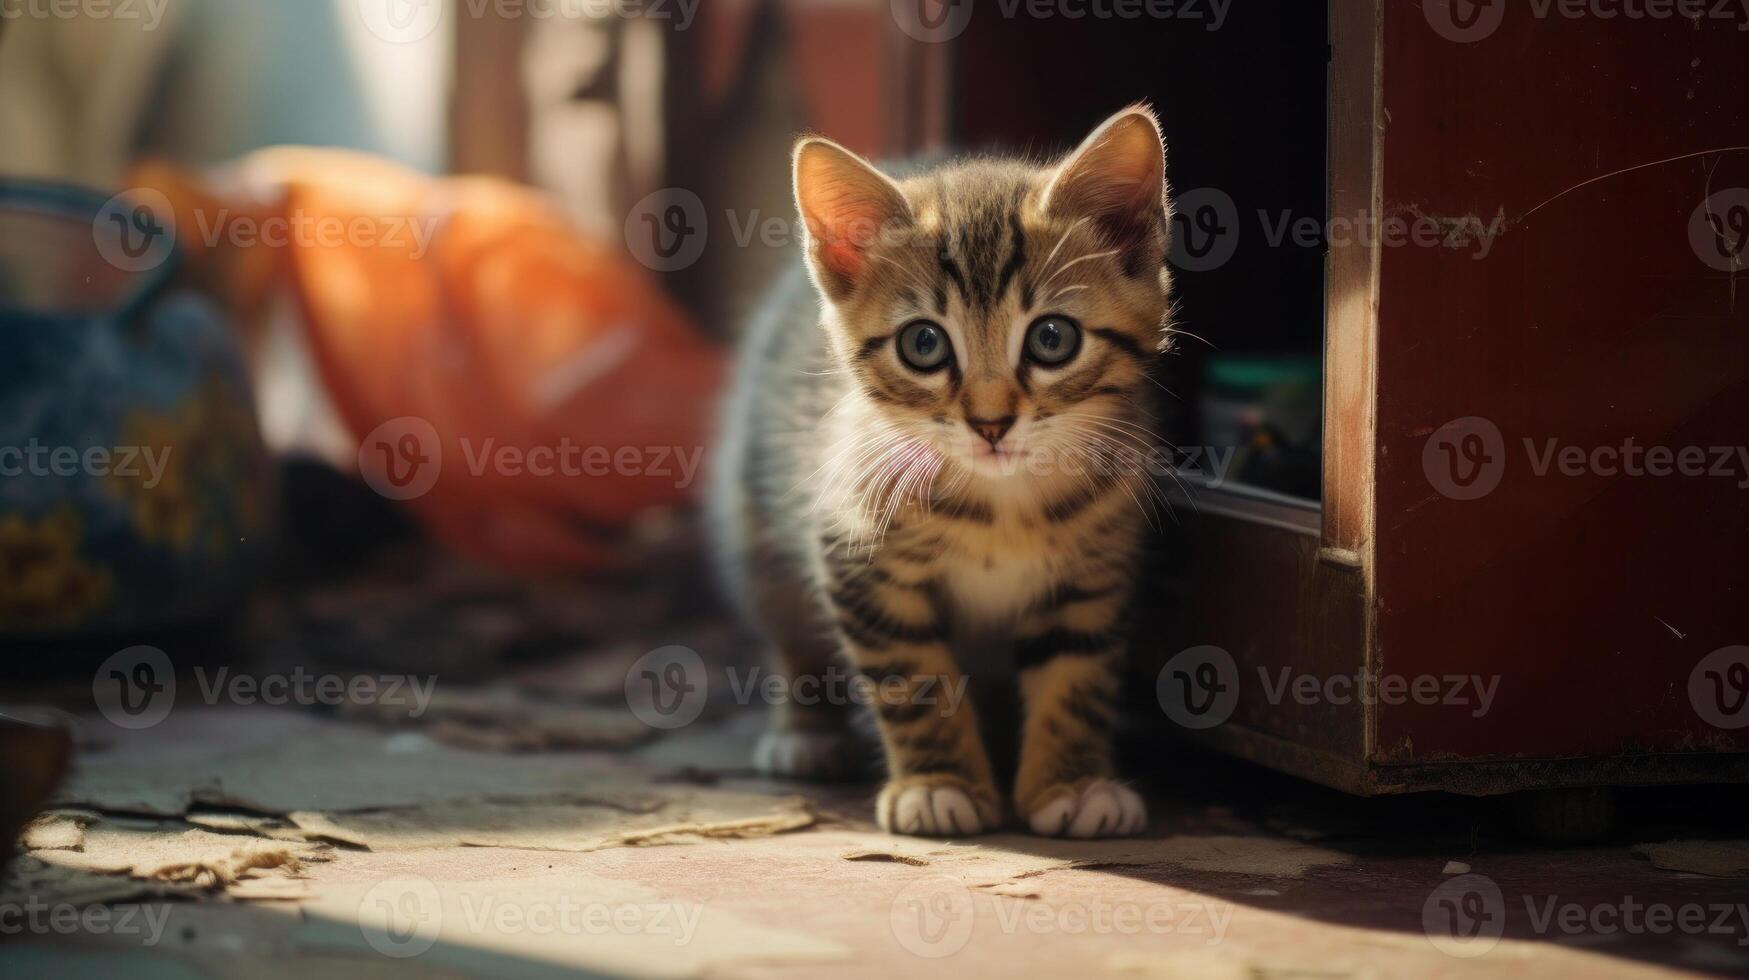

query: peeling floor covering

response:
[4,705,1748,980]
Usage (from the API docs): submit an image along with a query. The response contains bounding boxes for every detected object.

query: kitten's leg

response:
[826,561,1000,836]
[723,542,856,778]
[1012,584,1146,839]
[744,570,858,780]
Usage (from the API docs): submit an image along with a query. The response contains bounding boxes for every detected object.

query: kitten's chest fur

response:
[913,512,1062,624]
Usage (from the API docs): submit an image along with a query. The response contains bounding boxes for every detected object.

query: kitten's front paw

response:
[877,775,1000,837]
[754,729,856,781]
[1021,778,1147,838]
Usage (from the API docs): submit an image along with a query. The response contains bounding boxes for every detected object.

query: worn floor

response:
[4,695,1749,980]
[4,545,1748,979]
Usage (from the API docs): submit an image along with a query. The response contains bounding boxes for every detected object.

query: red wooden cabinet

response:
[1148,0,1749,795]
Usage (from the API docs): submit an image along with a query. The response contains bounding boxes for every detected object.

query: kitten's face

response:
[795,108,1171,488]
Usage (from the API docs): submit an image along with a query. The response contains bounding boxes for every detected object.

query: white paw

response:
[1027,779,1147,838]
[754,729,853,781]
[877,779,994,837]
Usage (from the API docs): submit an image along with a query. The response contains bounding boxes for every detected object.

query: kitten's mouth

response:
[967,443,1026,474]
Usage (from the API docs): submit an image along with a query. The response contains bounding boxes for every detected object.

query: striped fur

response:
[710,106,1173,837]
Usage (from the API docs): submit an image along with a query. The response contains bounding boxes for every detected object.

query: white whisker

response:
[1041,249,1119,290]
[1038,217,1091,282]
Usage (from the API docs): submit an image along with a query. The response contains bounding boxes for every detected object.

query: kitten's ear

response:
[794,137,912,299]
[1042,105,1168,254]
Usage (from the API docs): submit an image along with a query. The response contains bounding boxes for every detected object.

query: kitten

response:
[710,106,1172,838]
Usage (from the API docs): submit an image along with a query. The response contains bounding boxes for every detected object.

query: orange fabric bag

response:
[129,149,724,571]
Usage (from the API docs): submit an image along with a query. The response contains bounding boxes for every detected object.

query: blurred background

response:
[0,0,1325,664]
[4,2,1749,975]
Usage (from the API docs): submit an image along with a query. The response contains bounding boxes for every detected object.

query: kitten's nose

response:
[968,415,1016,449]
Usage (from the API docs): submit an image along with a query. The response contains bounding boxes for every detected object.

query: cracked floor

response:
[4,546,1748,979]
[5,698,1749,980]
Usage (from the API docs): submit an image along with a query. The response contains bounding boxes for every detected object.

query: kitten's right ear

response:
[794,138,911,300]
[1042,106,1168,256]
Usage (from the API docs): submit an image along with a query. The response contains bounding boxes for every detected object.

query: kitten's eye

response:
[897,320,952,371]
[1025,315,1082,366]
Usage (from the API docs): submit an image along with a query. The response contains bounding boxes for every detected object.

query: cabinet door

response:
[1372,4,1749,766]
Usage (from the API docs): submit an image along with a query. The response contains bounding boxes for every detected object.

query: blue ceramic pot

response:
[0,181,272,637]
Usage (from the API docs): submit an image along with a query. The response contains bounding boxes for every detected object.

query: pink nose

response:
[968,416,1015,448]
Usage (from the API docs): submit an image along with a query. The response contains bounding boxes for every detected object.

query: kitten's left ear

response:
[794,137,913,300]
[1042,105,1168,254]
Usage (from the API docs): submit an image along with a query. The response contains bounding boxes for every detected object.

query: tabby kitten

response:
[711,106,1172,838]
